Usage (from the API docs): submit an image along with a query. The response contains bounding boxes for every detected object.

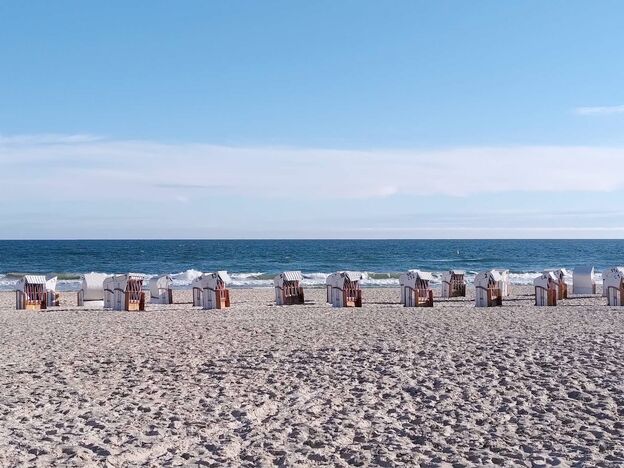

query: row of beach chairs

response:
[16,272,230,311]
[14,266,624,311]
[400,267,624,307]
[16,267,624,311]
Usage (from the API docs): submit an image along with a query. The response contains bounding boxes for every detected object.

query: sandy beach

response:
[0,286,623,467]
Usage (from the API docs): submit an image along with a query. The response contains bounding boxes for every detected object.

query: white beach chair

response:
[474,270,503,307]
[274,271,304,305]
[604,268,624,306]
[602,267,624,297]
[149,275,174,304]
[16,275,58,310]
[77,272,108,306]
[441,269,466,298]
[326,271,363,308]
[192,271,231,310]
[400,270,434,307]
[572,266,596,295]
[534,272,558,306]
[494,269,511,297]
[103,274,145,311]
[543,269,570,300]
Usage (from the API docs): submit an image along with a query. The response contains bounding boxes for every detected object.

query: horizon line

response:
[0,238,623,242]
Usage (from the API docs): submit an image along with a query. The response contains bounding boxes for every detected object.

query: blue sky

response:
[1,1,624,238]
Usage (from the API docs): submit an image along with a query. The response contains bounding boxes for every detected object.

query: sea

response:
[0,239,622,291]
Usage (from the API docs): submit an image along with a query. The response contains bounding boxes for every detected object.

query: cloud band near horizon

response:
[1,134,623,200]
[2,134,624,238]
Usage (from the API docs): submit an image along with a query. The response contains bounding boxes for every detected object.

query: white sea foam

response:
[170,269,204,286]
[0,275,12,288]
[508,272,543,285]
[361,277,399,287]
[230,279,273,287]
[301,272,329,284]
[0,270,607,291]
[230,272,265,279]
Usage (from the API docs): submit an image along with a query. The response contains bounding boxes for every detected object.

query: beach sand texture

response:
[0,286,623,467]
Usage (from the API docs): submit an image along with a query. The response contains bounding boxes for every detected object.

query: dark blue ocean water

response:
[0,239,622,290]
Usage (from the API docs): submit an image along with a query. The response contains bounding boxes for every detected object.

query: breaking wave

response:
[0,269,597,291]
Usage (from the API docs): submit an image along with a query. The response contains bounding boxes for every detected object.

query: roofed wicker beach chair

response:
[77,272,108,307]
[602,267,624,298]
[543,269,570,300]
[16,275,59,310]
[494,269,511,296]
[149,274,174,304]
[326,271,363,308]
[572,266,596,295]
[534,272,558,306]
[103,274,145,311]
[441,269,466,298]
[400,270,434,307]
[191,271,231,310]
[274,271,304,305]
[474,270,504,308]
[604,267,624,306]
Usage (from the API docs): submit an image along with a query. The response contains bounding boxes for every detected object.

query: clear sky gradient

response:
[1,1,623,238]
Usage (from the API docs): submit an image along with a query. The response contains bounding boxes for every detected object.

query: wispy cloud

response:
[352,226,624,232]
[2,134,624,201]
[154,182,229,190]
[0,133,103,144]
[3,133,624,238]
[574,104,624,115]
